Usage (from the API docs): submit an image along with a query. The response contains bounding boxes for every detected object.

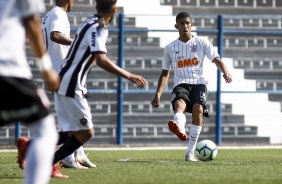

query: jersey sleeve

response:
[162,45,172,70]
[87,26,107,54]
[17,0,46,18]
[50,10,68,33]
[203,38,220,62]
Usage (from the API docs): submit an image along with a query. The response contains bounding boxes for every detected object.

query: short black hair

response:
[176,12,191,22]
[96,0,117,13]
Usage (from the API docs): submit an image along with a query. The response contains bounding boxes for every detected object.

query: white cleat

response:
[76,154,96,168]
[185,152,197,162]
[59,159,88,169]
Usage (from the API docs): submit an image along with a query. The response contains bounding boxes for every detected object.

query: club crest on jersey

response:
[79,117,88,126]
[190,44,198,53]
[91,32,96,47]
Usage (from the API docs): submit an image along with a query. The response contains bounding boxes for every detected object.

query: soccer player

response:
[151,12,232,162]
[42,0,96,169]
[51,0,146,168]
[0,0,63,183]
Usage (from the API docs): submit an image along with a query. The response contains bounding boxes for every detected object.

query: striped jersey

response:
[0,0,45,78]
[162,36,219,87]
[57,15,107,98]
[41,6,70,72]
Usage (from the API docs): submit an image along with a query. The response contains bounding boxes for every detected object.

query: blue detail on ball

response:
[196,144,217,160]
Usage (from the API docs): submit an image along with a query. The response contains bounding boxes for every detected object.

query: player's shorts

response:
[0,77,50,126]
[54,92,93,132]
[170,83,209,117]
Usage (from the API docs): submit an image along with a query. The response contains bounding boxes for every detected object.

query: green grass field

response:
[0,148,282,184]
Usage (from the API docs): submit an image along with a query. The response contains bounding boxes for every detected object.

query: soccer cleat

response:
[51,164,69,178]
[17,136,29,169]
[59,159,88,169]
[168,120,188,141]
[185,152,197,162]
[76,154,96,168]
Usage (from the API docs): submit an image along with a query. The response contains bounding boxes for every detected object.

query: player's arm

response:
[212,57,232,83]
[23,15,60,91]
[95,53,146,89]
[50,31,73,45]
[151,69,170,108]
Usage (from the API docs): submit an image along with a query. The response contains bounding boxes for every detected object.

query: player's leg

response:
[168,98,187,140]
[53,129,94,165]
[168,84,190,141]
[25,114,58,184]
[53,93,94,167]
[58,131,88,169]
[185,84,208,162]
[185,103,203,161]
[0,78,60,183]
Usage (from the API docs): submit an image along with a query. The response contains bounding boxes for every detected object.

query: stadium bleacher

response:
[161,0,282,14]
[3,0,282,146]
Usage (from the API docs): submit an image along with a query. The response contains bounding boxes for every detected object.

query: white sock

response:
[75,146,86,157]
[186,124,202,155]
[173,113,186,129]
[63,153,75,162]
[25,115,58,184]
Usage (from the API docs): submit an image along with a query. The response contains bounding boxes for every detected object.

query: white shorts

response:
[54,93,93,132]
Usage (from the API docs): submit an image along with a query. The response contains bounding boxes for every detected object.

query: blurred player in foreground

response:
[0,0,62,183]
[51,0,146,171]
[151,12,232,161]
[42,0,96,169]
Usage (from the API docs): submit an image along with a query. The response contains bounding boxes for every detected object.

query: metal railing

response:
[15,13,282,145]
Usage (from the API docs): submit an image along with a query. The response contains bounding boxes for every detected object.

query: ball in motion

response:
[195,140,218,161]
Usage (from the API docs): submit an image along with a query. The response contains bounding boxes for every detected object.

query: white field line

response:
[1,145,282,152]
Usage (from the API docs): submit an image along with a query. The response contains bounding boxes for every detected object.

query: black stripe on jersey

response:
[44,28,48,50]
[80,53,94,84]
[59,22,93,80]
[65,47,93,97]
[60,19,98,97]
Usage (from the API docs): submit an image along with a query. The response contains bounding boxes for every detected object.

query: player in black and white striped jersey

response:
[42,0,96,169]
[151,12,232,162]
[51,0,146,167]
[0,0,64,182]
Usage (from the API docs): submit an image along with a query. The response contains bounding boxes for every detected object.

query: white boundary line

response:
[1,145,282,152]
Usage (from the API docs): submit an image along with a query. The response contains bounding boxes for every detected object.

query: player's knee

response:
[174,98,186,111]
[193,104,203,115]
[76,129,94,143]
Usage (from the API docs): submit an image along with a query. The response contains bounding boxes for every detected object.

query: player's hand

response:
[41,69,61,91]
[223,73,232,83]
[128,74,147,89]
[151,96,160,108]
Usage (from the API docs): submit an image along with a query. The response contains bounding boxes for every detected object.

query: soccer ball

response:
[195,140,218,161]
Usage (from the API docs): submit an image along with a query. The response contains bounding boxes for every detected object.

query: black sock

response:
[57,132,68,145]
[53,135,82,165]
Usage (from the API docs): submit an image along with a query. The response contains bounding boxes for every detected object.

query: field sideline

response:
[1,146,282,184]
[1,145,282,152]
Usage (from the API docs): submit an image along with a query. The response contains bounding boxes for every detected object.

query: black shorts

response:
[170,83,209,117]
[0,77,50,126]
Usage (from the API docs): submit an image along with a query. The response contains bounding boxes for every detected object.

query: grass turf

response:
[0,149,282,184]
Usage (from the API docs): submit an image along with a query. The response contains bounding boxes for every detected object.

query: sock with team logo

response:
[186,124,202,154]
